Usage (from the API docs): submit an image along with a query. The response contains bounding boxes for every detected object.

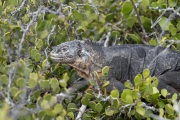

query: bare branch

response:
[159,7,180,41]
[104,32,111,47]
[11,0,28,15]
[130,0,148,45]
[76,105,87,120]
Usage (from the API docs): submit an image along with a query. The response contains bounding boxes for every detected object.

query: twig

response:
[150,114,170,120]
[141,103,159,112]
[149,7,180,16]
[75,1,100,14]
[173,100,180,120]
[130,0,148,45]
[91,72,103,98]
[11,0,28,15]
[151,9,167,29]
[6,6,42,109]
[76,105,87,120]
[159,7,180,41]
[104,32,111,47]
[119,102,136,116]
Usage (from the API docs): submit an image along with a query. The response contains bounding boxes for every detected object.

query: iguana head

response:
[50,40,105,79]
[50,40,83,63]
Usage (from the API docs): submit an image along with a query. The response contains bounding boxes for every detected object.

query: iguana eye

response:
[77,50,82,57]
[61,47,68,52]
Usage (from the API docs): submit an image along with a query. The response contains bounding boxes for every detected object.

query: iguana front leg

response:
[68,79,90,94]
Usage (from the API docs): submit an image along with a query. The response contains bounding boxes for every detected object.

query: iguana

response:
[50,39,180,95]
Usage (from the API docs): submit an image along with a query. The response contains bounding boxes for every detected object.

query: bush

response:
[0,0,180,119]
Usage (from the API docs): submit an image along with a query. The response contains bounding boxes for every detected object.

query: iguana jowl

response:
[50,40,180,95]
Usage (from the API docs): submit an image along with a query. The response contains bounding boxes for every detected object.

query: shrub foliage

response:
[0,0,180,119]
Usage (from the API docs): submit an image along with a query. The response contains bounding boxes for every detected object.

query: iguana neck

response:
[69,58,103,80]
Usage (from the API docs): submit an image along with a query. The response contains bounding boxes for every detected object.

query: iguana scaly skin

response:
[50,40,180,95]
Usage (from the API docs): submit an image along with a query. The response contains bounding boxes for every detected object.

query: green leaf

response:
[54,104,63,113]
[158,17,173,31]
[110,89,119,98]
[84,93,94,99]
[152,87,159,94]
[40,80,50,90]
[95,103,103,113]
[132,90,141,100]
[159,108,164,117]
[0,47,2,58]
[170,27,177,36]
[149,39,157,46]
[30,73,38,80]
[67,112,74,120]
[161,89,167,98]
[36,39,43,48]
[42,59,48,69]
[89,101,96,111]
[105,13,115,22]
[81,97,89,105]
[56,116,64,120]
[32,91,40,101]
[165,104,174,115]
[177,21,180,30]
[136,102,143,107]
[169,0,178,7]
[37,21,51,31]
[49,96,57,106]
[105,107,114,116]
[102,66,109,77]
[124,81,133,89]
[136,107,145,116]
[35,53,41,62]
[172,93,177,100]
[76,26,85,34]
[50,78,59,91]
[44,108,53,117]
[69,2,76,8]
[63,72,69,82]
[16,78,25,87]
[73,10,83,21]
[28,78,37,88]
[40,100,50,109]
[10,87,18,97]
[143,69,150,78]
[111,98,119,108]
[126,17,136,28]
[151,78,159,87]
[126,95,133,104]
[128,34,141,43]
[43,93,51,101]
[67,103,77,112]
[59,80,67,88]
[121,89,132,100]
[140,0,149,9]
[0,75,9,85]
[30,49,39,60]
[134,74,142,86]
[122,1,133,14]
[101,81,110,88]
[158,102,165,108]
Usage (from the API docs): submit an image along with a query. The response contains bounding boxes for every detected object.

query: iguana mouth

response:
[50,52,64,60]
